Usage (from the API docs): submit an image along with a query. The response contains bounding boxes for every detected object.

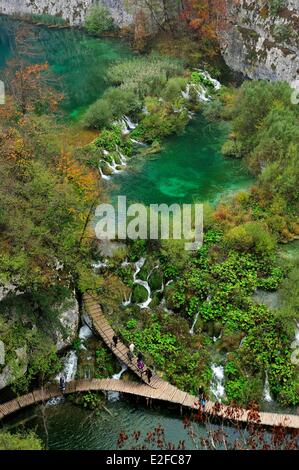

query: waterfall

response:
[131,138,147,147]
[55,350,78,383]
[79,323,93,350]
[105,158,122,174]
[210,364,225,402]
[92,260,108,269]
[182,83,210,103]
[122,292,132,307]
[99,166,110,181]
[121,258,130,267]
[295,322,299,342]
[123,115,137,130]
[263,370,273,403]
[133,258,152,309]
[195,69,222,91]
[165,279,173,287]
[189,311,200,336]
[107,362,128,402]
[213,331,222,343]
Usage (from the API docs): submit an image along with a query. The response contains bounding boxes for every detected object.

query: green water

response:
[0,15,132,117]
[0,17,257,449]
[110,115,252,205]
[5,400,247,450]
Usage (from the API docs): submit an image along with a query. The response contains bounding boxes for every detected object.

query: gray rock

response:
[55,297,80,351]
[221,0,299,84]
[0,347,28,390]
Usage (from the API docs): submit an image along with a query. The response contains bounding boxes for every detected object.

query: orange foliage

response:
[181,0,232,51]
[56,150,99,202]
[6,60,64,114]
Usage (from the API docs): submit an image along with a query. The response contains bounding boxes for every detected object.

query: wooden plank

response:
[17,393,35,409]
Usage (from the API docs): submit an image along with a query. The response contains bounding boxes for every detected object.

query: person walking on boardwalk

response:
[59,375,66,393]
[137,358,145,376]
[112,335,118,348]
[198,386,204,403]
[137,352,143,362]
[145,368,152,384]
[201,392,207,410]
[127,343,135,362]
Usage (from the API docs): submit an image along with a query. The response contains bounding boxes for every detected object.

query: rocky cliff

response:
[0,0,139,26]
[221,0,299,83]
[0,1,298,81]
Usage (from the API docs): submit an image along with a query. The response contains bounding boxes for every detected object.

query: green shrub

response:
[162,77,187,102]
[221,139,243,158]
[0,431,43,450]
[225,222,276,256]
[272,24,293,41]
[85,4,115,35]
[83,87,142,129]
[107,55,184,98]
[269,0,285,15]
[82,98,113,128]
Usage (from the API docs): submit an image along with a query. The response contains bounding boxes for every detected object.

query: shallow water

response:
[0,15,132,118]
[109,115,252,205]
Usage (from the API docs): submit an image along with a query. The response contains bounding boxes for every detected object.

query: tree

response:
[181,0,228,52]
[4,25,63,115]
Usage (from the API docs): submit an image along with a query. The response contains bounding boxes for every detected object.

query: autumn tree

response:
[4,24,63,115]
[181,0,229,52]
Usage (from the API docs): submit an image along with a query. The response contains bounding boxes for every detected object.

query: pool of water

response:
[109,115,252,206]
[5,400,251,450]
[0,15,132,118]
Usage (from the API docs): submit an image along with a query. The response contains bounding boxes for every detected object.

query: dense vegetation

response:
[0,7,298,453]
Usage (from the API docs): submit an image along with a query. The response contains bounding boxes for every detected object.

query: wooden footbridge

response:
[0,293,298,431]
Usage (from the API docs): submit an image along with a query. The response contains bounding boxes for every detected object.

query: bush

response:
[225,222,276,256]
[269,0,285,15]
[221,139,243,158]
[85,4,115,35]
[0,431,43,450]
[82,98,113,128]
[107,55,184,98]
[162,77,187,102]
[83,87,141,129]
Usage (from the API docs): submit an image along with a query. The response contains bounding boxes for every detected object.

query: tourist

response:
[127,350,134,363]
[112,335,118,348]
[59,375,66,393]
[137,352,143,362]
[198,386,204,402]
[201,393,207,410]
[145,368,152,384]
[137,359,145,376]
[129,343,135,355]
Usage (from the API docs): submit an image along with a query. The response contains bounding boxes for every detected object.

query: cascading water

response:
[263,370,273,403]
[92,260,108,269]
[49,351,78,406]
[133,258,152,309]
[107,362,128,402]
[189,311,200,336]
[99,166,110,181]
[56,350,78,383]
[210,364,225,402]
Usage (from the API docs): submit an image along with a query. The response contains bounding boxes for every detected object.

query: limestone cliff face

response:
[1,0,298,81]
[221,0,299,83]
[0,0,136,26]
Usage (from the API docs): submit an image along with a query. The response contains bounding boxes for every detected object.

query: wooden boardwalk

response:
[0,292,298,430]
[1,378,299,430]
